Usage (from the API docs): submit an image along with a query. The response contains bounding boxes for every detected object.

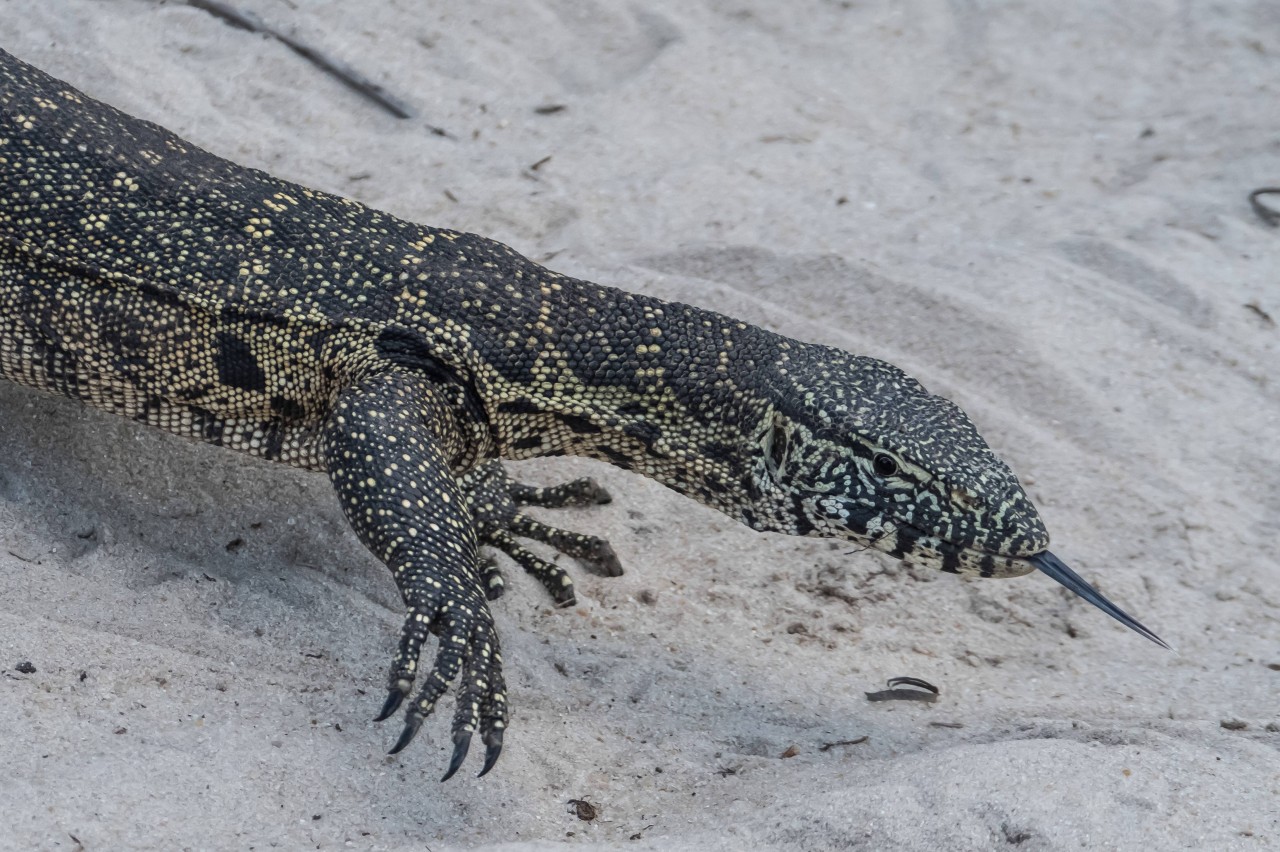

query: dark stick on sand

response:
[186,0,425,125]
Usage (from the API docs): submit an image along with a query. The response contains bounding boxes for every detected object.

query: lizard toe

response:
[489,529,577,606]
[374,683,409,722]
[441,730,472,782]
[479,728,504,777]
[478,554,507,601]
[389,715,423,755]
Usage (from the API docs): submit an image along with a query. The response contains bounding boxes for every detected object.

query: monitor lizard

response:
[0,48,1166,782]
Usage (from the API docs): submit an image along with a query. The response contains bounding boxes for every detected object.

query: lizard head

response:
[748,347,1044,576]
[744,343,1167,647]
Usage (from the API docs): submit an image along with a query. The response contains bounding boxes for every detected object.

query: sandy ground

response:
[1,1,1277,849]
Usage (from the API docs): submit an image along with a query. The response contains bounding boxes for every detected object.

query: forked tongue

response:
[1029,551,1171,650]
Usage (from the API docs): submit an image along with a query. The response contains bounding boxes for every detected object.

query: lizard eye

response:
[872,453,899,478]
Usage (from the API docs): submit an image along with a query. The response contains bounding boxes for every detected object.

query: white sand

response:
[1,1,1277,849]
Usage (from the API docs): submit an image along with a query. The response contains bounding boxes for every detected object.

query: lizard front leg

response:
[322,369,503,781]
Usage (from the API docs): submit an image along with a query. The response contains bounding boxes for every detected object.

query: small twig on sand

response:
[818,735,869,751]
[865,676,940,703]
[1248,187,1280,227]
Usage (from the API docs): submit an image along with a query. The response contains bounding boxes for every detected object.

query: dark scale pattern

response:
[0,50,1165,779]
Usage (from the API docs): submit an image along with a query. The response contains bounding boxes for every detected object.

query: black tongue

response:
[1029,550,1171,650]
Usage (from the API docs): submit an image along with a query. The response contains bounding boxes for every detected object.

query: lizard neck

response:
[480,280,780,514]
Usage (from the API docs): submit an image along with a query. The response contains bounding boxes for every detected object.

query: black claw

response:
[374,687,406,722]
[441,731,472,782]
[590,543,624,577]
[479,730,504,777]
[388,716,423,755]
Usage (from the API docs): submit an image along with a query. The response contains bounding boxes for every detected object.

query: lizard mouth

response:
[1024,551,1170,649]
[885,521,1170,649]
[885,521,1037,579]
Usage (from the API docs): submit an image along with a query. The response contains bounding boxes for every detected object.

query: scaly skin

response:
[0,49,1164,781]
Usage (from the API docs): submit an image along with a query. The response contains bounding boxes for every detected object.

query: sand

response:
[0,1,1277,849]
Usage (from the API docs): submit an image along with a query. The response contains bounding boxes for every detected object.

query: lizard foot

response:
[376,578,507,781]
[461,461,623,607]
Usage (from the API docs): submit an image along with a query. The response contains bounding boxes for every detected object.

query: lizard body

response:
[0,49,1164,780]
